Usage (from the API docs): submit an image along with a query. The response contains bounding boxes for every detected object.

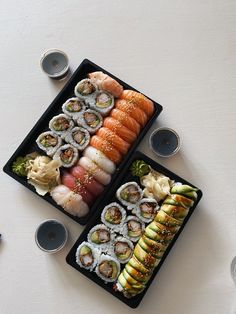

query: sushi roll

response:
[90,91,114,116]
[78,156,111,185]
[135,198,159,223]
[62,97,86,120]
[36,131,62,156]
[50,185,89,217]
[83,146,116,174]
[95,254,120,283]
[122,216,145,242]
[111,236,134,264]
[101,202,126,232]
[77,110,103,134]
[53,144,79,168]
[88,224,113,250]
[49,114,74,138]
[76,242,100,271]
[64,127,90,151]
[154,209,182,227]
[116,182,143,209]
[74,79,98,106]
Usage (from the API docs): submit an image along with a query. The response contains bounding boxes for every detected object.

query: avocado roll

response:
[111,236,134,263]
[125,262,152,283]
[53,144,79,168]
[101,202,126,232]
[88,224,113,250]
[171,184,198,201]
[75,241,100,271]
[122,216,145,242]
[74,79,98,106]
[116,182,143,209]
[64,127,90,151]
[138,237,164,260]
[163,194,194,208]
[90,91,114,116]
[95,254,120,283]
[116,272,144,297]
[77,109,103,134]
[49,114,74,138]
[154,209,182,227]
[62,97,86,121]
[135,198,159,223]
[161,204,189,220]
[133,243,159,269]
[36,131,62,156]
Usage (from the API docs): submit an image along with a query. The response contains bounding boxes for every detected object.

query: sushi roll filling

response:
[79,245,94,267]
[90,229,110,244]
[60,148,75,164]
[76,80,96,96]
[140,202,157,219]
[72,130,86,145]
[66,99,83,112]
[40,134,58,147]
[104,206,122,224]
[84,112,100,128]
[114,241,132,260]
[120,185,142,204]
[127,220,143,238]
[96,92,112,108]
[98,260,118,279]
[52,117,70,131]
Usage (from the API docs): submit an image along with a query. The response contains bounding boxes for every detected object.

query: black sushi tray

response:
[3,59,163,225]
[66,151,202,308]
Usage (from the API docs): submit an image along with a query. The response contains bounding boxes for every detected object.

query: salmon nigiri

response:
[90,135,122,164]
[110,109,141,135]
[96,127,130,155]
[103,117,137,144]
[120,90,154,117]
[115,99,148,127]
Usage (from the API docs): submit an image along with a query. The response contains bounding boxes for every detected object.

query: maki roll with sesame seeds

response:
[88,224,113,250]
[36,131,62,156]
[62,97,86,120]
[53,144,78,168]
[49,114,74,138]
[95,254,120,283]
[111,236,134,264]
[64,127,90,151]
[122,216,145,242]
[135,198,159,223]
[77,110,103,134]
[76,242,100,271]
[116,182,143,209]
[74,79,98,106]
[90,91,114,116]
[101,202,126,232]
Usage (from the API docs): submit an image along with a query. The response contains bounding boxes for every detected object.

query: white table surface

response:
[1,0,236,313]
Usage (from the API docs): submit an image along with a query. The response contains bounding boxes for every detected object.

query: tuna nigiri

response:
[103,117,137,144]
[70,166,104,197]
[90,136,122,164]
[115,99,148,127]
[120,90,154,117]
[96,127,130,155]
[110,109,141,135]
[88,71,123,97]
[83,146,116,174]
[78,156,111,185]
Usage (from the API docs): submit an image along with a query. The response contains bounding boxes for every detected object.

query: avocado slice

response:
[118,273,143,295]
[161,204,189,220]
[154,210,182,227]
[80,245,91,256]
[134,243,158,268]
[123,268,144,290]
[142,235,168,252]
[168,194,194,208]
[128,256,152,275]
[138,237,163,259]
[125,264,151,283]
[171,184,198,200]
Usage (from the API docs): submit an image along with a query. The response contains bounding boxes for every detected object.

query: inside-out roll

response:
[77,109,103,134]
[49,114,74,138]
[64,127,90,151]
[62,97,86,120]
[36,131,62,156]
[53,144,79,168]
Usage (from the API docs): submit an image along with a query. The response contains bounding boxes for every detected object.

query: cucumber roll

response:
[77,109,103,134]
[111,236,134,263]
[64,127,90,151]
[101,202,126,232]
[122,216,145,242]
[75,241,100,271]
[74,79,98,106]
[36,131,62,156]
[49,114,74,138]
[88,224,113,250]
[116,182,143,209]
[53,144,79,168]
[135,198,159,223]
[62,97,86,121]
[95,254,120,283]
[90,91,114,116]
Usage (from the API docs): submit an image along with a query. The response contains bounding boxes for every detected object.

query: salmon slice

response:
[96,127,130,155]
[90,135,122,164]
[103,117,137,144]
[110,109,141,135]
[115,99,148,127]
